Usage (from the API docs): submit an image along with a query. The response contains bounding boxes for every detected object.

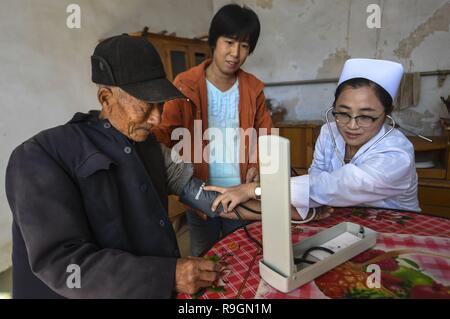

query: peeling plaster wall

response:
[0,0,213,272]
[212,0,450,128]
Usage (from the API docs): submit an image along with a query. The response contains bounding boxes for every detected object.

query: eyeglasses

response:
[332,111,384,127]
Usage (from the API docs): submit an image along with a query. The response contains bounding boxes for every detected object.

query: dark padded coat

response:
[6,111,192,298]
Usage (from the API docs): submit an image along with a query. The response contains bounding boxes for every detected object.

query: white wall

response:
[213,0,450,134]
[0,0,213,272]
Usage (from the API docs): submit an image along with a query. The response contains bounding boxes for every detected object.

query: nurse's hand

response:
[291,205,334,222]
[204,183,257,213]
[313,206,334,220]
[175,257,222,295]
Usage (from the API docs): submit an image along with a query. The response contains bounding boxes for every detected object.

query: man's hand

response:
[175,257,221,295]
[203,183,257,213]
[245,167,259,183]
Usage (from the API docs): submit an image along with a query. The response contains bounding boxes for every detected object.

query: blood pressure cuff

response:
[179,177,224,218]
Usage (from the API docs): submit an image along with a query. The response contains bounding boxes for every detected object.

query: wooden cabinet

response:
[417,180,450,218]
[275,121,323,175]
[129,31,211,81]
[411,120,450,218]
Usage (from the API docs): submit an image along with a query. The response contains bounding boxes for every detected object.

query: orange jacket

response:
[152,59,273,182]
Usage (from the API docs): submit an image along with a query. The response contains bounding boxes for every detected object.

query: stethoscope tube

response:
[324,106,396,165]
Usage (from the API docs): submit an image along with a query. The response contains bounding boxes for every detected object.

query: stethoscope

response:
[290,108,397,225]
[324,106,397,166]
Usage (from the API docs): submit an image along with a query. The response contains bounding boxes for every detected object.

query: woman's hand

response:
[313,206,334,220]
[291,205,334,222]
[203,183,257,213]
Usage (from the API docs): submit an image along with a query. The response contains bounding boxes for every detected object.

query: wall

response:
[213,0,450,134]
[0,0,213,272]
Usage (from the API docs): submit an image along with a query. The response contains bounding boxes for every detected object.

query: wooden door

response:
[188,45,211,68]
[164,43,190,81]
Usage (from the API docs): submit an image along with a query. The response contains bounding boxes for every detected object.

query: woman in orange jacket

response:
[153,4,273,256]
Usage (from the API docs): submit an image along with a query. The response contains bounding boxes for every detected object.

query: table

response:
[177,207,450,299]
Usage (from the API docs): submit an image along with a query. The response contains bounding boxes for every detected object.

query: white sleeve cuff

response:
[290,175,310,220]
[295,206,309,220]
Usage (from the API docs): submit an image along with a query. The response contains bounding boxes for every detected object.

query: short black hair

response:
[333,78,394,114]
[208,4,261,54]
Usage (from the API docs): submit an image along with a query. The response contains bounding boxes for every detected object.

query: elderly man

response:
[5,34,220,298]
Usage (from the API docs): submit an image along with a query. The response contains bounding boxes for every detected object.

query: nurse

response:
[205,58,420,221]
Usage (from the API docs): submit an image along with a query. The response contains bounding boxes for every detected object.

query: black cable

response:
[232,208,262,249]
[302,246,335,258]
[294,246,335,265]
[293,258,316,265]
[232,207,243,220]
[232,208,334,264]
[239,203,261,214]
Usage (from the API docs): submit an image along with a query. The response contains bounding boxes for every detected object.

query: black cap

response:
[91,34,184,103]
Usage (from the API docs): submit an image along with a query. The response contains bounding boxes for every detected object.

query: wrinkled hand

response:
[245,167,260,183]
[175,257,221,295]
[203,183,257,213]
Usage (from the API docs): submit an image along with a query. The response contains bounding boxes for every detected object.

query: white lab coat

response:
[291,122,420,219]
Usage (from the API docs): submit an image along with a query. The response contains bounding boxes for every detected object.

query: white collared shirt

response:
[291,122,420,219]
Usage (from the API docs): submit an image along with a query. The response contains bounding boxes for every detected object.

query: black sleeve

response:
[160,143,193,195]
[5,140,177,298]
[178,177,224,218]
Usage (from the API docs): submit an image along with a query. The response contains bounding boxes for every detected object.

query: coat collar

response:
[174,59,265,106]
[65,110,135,176]
[353,124,388,160]
[69,110,129,143]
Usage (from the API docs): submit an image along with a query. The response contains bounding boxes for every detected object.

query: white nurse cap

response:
[338,58,404,100]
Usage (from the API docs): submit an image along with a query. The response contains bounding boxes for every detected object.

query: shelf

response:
[419,178,450,189]
[275,120,323,128]
[417,167,447,179]
[407,136,447,152]
[419,179,450,218]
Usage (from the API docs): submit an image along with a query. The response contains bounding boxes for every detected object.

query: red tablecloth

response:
[178,207,450,299]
